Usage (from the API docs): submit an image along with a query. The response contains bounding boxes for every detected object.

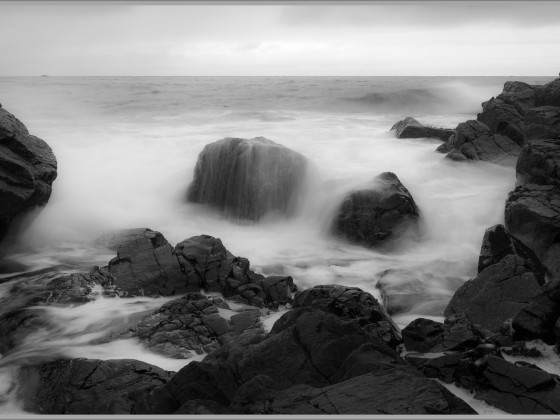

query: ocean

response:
[0,75,555,413]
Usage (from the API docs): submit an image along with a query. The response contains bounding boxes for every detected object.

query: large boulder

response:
[331,172,420,249]
[505,184,560,278]
[437,120,520,165]
[523,107,560,141]
[477,81,536,146]
[107,228,186,296]
[19,358,172,414]
[444,225,545,332]
[186,137,308,221]
[0,106,57,242]
[390,117,454,141]
[516,139,560,187]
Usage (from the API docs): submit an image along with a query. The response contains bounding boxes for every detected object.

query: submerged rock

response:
[0,107,57,242]
[20,358,172,414]
[332,172,420,249]
[390,117,454,141]
[444,225,545,332]
[187,137,308,221]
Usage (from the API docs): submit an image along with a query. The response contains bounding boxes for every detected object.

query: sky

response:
[0,1,559,76]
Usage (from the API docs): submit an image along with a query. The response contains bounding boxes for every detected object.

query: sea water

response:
[0,75,555,413]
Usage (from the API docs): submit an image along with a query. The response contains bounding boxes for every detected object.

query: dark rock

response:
[0,309,47,355]
[19,358,172,414]
[435,141,454,154]
[445,224,546,332]
[433,316,481,352]
[475,355,560,414]
[186,136,308,221]
[444,255,543,332]
[292,284,401,348]
[390,117,454,141]
[477,82,535,145]
[523,107,560,141]
[93,228,159,251]
[516,139,560,187]
[236,308,385,389]
[477,224,545,277]
[405,351,470,384]
[236,365,476,414]
[332,172,420,249]
[174,235,233,293]
[505,184,560,278]
[136,293,225,359]
[534,78,560,107]
[442,120,520,165]
[108,228,185,296]
[513,278,560,344]
[0,107,57,242]
[402,318,445,353]
[252,275,297,308]
[44,273,97,304]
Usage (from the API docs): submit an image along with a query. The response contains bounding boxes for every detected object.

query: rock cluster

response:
[432,78,560,164]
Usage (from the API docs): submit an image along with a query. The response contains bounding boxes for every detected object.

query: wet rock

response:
[405,351,471,384]
[475,356,560,414]
[19,358,172,414]
[534,78,560,107]
[135,293,226,359]
[93,228,158,251]
[477,224,545,277]
[251,275,297,309]
[0,107,57,242]
[0,309,47,355]
[441,120,520,165]
[505,184,560,277]
[390,117,454,141]
[523,107,560,141]
[516,139,560,187]
[332,172,420,249]
[186,137,308,221]
[445,225,546,332]
[402,318,445,353]
[237,308,387,389]
[433,316,481,352]
[174,235,234,293]
[477,81,535,146]
[513,278,560,344]
[108,228,185,296]
[445,149,468,162]
[376,267,464,316]
[235,365,476,414]
[292,284,401,348]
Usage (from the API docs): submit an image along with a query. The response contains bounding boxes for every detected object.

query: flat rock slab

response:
[390,117,454,141]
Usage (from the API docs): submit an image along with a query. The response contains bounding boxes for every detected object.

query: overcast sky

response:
[1,1,559,76]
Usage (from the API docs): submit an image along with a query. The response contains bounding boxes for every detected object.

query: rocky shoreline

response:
[1,77,560,414]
